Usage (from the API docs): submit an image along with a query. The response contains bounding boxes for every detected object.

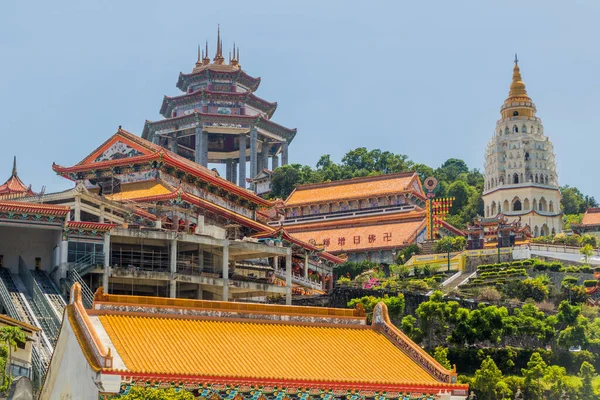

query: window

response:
[513,111,519,116]
[513,200,522,211]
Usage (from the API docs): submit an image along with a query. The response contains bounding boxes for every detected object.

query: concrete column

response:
[232,161,237,185]
[99,205,105,223]
[285,251,292,305]
[195,213,204,235]
[238,134,247,187]
[226,160,232,182]
[74,196,81,222]
[222,241,229,301]
[249,128,258,179]
[58,238,69,283]
[304,253,309,278]
[272,154,279,170]
[102,233,110,293]
[281,141,289,166]
[195,126,208,167]
[198,245,204,270]
[169,239,177,298]
[196,284,203,300]
[261,142,269,172]
[169,136,178,154]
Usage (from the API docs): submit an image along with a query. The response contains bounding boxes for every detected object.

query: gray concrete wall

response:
[0,226,61,274]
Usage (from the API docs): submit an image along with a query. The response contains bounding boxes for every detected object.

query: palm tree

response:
[0,326,25,381]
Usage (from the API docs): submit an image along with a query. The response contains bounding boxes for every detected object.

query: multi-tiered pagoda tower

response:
[482,56,562,237]
[142,27,296,189]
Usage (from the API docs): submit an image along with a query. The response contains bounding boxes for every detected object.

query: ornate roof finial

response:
[12,156,17,177]
[214,25,225,64]
[231,42,239,66]
[508,54,528,99]
[197,45,201,63]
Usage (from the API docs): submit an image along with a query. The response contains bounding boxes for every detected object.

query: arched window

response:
[522,125,527,133]
[541,224,549,236]
[503,200,510,211]
[491,202,497,216]
[523,198,530,210]
[539,197,547,212]
[499,176,505,185]
[545,175,549,185]
[525,152,530,161]
[513,173,519,184]
[513,125,518,133]
[535,174,539,183]
[549,201,554,213]
[534,226,540,237]
[533,199,538,210]
[513,198,522,211]
[529,174,533,182]
[505,127,509,135]
[513,111,519,116]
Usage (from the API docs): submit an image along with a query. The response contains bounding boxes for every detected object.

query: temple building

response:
[0,157,35,200]
[273,173,462,264]
[465,214,531,250]
[572,208,600,238]
[141,27,296,189]
[482,56,562,237]
[39,283,469,399]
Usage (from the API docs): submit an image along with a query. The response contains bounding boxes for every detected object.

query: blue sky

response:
[1,1,598,200]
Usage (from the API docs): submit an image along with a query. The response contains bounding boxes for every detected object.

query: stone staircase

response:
[419,240,436,255]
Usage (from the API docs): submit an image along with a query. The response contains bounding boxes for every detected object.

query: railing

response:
[18,259,61,342]
[68,269,94,309]
[0,273,21,321]
[274,269,323,291]
[530,243,600,257]
[33,270,67,319]
[68,253,104,276]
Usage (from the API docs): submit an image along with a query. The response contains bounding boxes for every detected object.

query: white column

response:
[169,239,177,298]
[222,241,229,301]
[238,134,247,187]
[74,196,81,222]
[99,205,105,223]
[272,154,279,170]
[285,250,292,305]
[102,233,110,293]
[58,237,69,284]
[304,253,309,278]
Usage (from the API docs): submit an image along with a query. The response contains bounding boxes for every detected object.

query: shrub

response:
[336,276,352,285]
[580,265,593,274]
[583,280,598,288]
[549,262,563,272]
[477,286,502,302]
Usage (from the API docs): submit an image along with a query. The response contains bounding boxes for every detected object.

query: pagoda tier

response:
[141,28,296,189]
[159,89,278,119]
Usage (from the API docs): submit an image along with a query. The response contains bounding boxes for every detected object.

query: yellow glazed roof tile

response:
[105,180,172,201]
[98,315,439,385]
[285,173,418,206]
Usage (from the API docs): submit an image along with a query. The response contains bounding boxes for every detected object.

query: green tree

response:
[579,361,597,400]
[118,387,194,399]
[581,244,594,263]
[472,356,507,400]
[433,346,452,369]
[521,352,547,399]
[436,158,469,182]
[0,326,25,382]
[400,314,424,344]
[447,180,475,215]
[560,185,598,214]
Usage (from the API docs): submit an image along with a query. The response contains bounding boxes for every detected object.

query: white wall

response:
[0,226,61,273]
[39,310,101,400]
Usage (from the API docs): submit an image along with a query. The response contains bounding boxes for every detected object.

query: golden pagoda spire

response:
[214,25,225,64]
[508,53,529,99]
[231,42,239,66]
[203,41,210,65]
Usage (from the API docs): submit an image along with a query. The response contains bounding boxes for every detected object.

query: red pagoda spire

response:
[0,157,35,199]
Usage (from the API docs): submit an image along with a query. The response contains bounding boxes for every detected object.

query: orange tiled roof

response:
[582,208,600,226]
[289,217,425,253]
[0,200,70,215]
[60,284,465,393]
[285,172,421,207]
